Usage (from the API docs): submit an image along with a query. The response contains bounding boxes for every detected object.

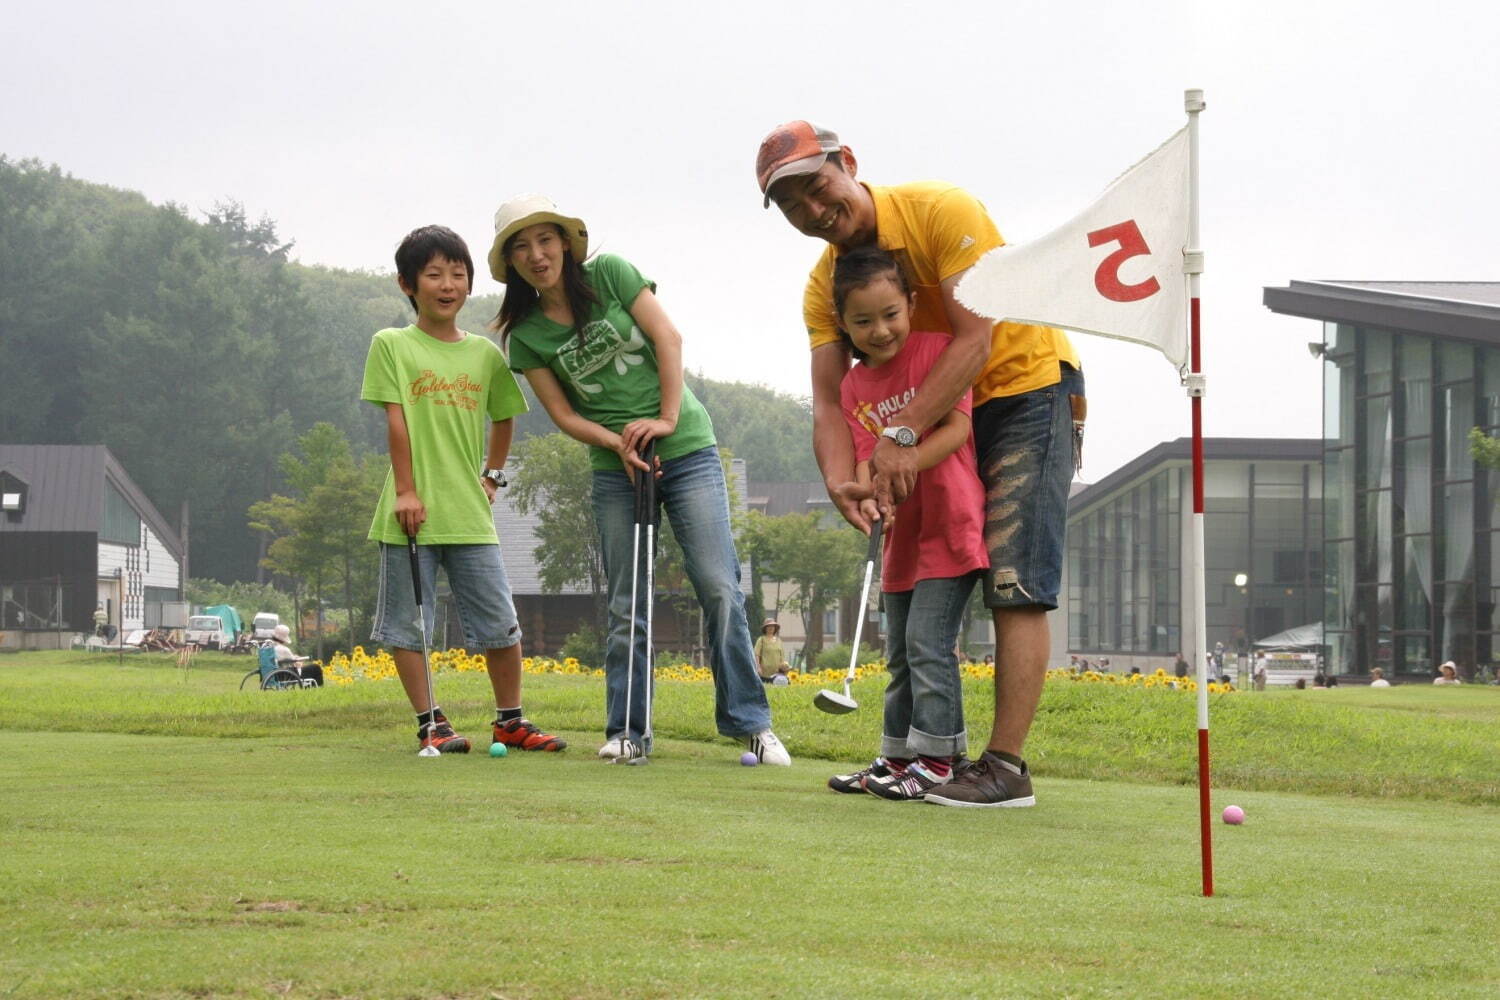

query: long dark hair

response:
[492,223,600,349]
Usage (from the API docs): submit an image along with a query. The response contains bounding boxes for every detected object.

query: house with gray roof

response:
[0,445,184,649]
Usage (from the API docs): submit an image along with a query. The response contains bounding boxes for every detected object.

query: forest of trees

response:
[0,156,820,583]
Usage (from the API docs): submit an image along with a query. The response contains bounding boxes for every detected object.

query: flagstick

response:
[1184,87,1212,898]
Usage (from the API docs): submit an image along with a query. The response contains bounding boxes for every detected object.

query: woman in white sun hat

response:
[488,194,790,766]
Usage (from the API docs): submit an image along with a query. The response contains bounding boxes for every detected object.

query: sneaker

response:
[866,760,951,801]
[493,718,567,752]
[419,721,470,755]
[744,730,791,766]
[597,737,626,759]
[828,757,896,794]
[923,750,1035,808]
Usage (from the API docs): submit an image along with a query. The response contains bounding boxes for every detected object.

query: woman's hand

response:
[620,416,676,456]
[610,433,657,482]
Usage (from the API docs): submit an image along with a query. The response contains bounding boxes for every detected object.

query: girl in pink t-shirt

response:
[828,246,988,802]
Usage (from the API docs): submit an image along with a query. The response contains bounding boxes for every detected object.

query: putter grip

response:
[636,439,659,521]
[865,517,884,563]
[405,534,424,611]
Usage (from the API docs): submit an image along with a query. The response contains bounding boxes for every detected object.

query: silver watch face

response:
[885,426,917,447]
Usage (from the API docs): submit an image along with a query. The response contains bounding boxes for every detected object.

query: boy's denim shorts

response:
[972,362,1085,611]
[370,542,521,652]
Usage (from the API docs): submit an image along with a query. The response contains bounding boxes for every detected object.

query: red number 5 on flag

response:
[1087,220,1161,302]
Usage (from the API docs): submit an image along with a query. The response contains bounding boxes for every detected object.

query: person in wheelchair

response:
[272,624,323,687]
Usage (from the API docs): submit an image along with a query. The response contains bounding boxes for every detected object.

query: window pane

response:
[1362,394,1392,490]
[1364,329,1393,395]
[1443,481,1475,581]
[1444,381,1475,481]
[1394,436,1431,534]
[1399,536,1432,629]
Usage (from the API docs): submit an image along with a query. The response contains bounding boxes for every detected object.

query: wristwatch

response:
[880,425,917,447]
[482,468,508,489]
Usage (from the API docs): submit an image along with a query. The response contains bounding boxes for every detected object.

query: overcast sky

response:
[6,0,1498,483]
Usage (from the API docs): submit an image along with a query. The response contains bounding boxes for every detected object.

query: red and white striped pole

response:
[1184,87,1212,897]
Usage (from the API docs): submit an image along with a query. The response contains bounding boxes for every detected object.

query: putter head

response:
[813,688,859,715]
[417,745,441,757]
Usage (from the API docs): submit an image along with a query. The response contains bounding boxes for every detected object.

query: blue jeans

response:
[880,574,978,759]
[593,446,771,746]
[972,362,1085,610]
[370,543,521,652]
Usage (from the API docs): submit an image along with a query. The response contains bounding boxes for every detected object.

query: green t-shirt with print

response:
[361,325,528,544]
[505,253,715,471]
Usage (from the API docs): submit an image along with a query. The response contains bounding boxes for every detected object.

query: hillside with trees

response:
[0,157,817,583]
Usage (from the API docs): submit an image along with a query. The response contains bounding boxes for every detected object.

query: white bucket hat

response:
[488,194,589,281]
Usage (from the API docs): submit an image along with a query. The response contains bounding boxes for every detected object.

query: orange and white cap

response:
[756,120,843,207]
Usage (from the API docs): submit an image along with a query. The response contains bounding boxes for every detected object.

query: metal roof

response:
[1263,280,1500,344]
[746,481,830,517]
[0,444,183,558]
[1068,437,1323,517]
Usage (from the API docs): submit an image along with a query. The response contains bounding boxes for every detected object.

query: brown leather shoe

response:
[923,751,1036,808]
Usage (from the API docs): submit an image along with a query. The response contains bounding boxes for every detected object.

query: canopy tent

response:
[1252,622,1322,650]
[202,604,244,639]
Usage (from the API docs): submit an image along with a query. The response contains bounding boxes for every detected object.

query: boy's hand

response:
[481,476,499,504]
[394,489,426,538]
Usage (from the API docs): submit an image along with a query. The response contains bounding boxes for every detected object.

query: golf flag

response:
[956,128,1190,370]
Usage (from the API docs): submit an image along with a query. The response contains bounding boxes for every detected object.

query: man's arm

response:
[811,341,872,532]
[870,273,991,515]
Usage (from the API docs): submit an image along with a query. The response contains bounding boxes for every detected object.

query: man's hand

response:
[870,437,918,518]
[394,489,426,538]
[829,480,879,533]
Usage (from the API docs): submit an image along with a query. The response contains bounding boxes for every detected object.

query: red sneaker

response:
[492,718,567,752]
[419,721,471,754]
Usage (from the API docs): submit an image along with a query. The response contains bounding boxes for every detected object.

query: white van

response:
[184,615,229,649]
[251,613,280,640]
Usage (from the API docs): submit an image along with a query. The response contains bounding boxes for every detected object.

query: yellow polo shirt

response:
[803,181,1079,404]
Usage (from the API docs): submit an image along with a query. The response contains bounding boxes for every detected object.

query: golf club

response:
[814,517,883,715]
[407,532,441,757]
[613,440,657,764]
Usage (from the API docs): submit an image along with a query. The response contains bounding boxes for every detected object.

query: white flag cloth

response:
[956,128,1190,370]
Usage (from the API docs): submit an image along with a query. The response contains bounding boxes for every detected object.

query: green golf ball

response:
[489,742,508,758]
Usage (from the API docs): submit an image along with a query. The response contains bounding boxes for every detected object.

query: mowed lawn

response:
[1,652,1497,999]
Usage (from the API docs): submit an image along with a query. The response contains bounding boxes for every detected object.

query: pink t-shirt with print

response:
[840,330,988,592]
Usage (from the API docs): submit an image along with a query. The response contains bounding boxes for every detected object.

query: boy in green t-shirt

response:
[363,225,565,755]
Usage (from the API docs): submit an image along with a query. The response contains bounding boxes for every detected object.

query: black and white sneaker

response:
[744,730,791,766]
[827,757,895,794]
[866,760,951,801]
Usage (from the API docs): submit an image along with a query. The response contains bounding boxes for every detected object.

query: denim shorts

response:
[370,542,521,652]
[972,362,1085,611]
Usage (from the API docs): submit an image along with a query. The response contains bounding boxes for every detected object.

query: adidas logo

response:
[959,235,975,249]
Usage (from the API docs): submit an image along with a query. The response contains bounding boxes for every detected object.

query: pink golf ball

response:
[740,751,759,767]
[1222,804,1245,825]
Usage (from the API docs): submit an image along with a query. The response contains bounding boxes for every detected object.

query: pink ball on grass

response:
[1222,804,1245,825]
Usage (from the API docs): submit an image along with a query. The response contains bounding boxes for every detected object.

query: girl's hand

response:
[394,489,426,538]
[830,480,879,533]
[620,416,676,456]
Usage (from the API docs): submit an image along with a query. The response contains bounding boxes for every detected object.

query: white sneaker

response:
[745,730,792,766]
[597,737,626,759]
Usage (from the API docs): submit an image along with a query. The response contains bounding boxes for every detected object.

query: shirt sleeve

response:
[840,373,879,463]
[505,324,545,372]
[360,330,402,406]
[593,253,656,310]
[484,341,529,421]
[926,186,1005,283]
[803,249,840,351]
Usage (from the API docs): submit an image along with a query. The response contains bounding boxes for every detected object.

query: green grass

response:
[1,652,1498,998]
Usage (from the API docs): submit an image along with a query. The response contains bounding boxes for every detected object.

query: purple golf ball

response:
[740,751,760,767]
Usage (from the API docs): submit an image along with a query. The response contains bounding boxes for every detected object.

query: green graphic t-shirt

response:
[361,325,528,544]
[505,254,715,471]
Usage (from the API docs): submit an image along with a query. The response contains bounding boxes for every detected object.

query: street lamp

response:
[1233,571,1250,684]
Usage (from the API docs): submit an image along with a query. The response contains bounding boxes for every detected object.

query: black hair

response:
[491,223,600,348]
[831,245,911,362]
[394,225,475,314]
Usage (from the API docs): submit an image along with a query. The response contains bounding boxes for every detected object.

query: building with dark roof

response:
[1264,280,1500,680]
[0,445,184,649]
[1066,438,1323,671]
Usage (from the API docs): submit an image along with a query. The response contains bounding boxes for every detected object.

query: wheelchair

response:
[239,641,320,691]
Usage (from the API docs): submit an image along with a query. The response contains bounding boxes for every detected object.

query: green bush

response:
[560,624,605,667]
[816,641,884,673]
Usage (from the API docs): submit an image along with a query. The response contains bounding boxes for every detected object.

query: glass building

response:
[1264,281,1500,680]
[1066,438,1323,664]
